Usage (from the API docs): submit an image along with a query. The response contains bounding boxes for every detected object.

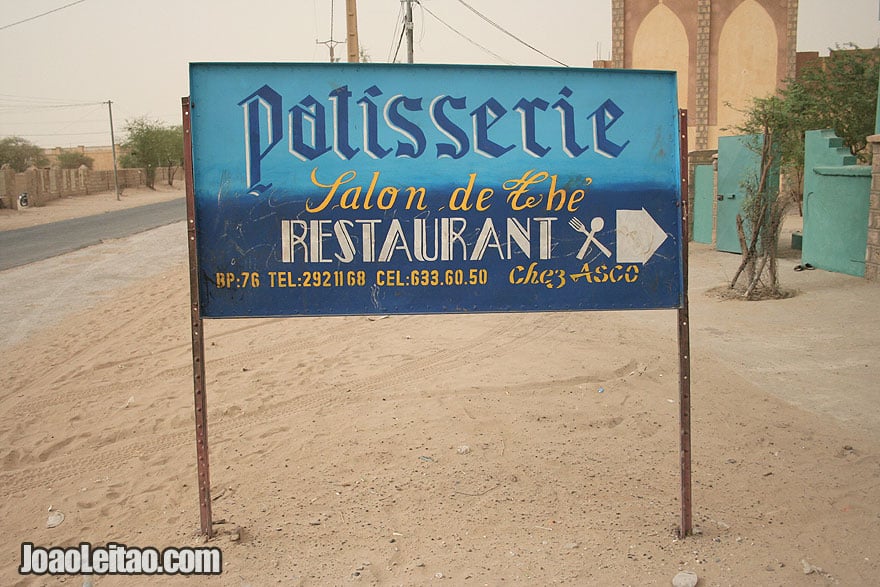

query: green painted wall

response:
[802,130,870,276]
[875,72,880,135]
[693,165,714,243]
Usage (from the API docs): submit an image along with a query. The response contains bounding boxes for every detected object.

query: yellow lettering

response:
[544,175,590,212]
[306,168,357,213]
[405,187,427,210]
[625,265,639,283]
[503,170,547,211]
[362,171,380,209]
[509,265,526,284]
[567,178,591,212]
[377,187,398,210]
[450,173,477,211]
[545,175,567,211]
[475,188,493,211]
[340,186,361,209]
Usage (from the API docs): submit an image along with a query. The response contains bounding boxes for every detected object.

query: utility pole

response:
[317,0,341,62]
[346,0,359,62]
[107,100,120,201]
[404,0,414,63]
[316,39,341,63]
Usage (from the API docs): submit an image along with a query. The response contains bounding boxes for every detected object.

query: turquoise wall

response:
[876,72,880,135]
[802,130,871,276]
[693,164,714,243]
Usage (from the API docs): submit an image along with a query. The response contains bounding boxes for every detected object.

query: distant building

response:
[595,0,801,151]
[43,145,127,172]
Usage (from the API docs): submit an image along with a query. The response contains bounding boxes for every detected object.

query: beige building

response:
[43,144,127,172]
[596,0,799,151]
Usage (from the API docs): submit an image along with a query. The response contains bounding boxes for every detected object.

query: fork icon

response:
[569,216,612,260]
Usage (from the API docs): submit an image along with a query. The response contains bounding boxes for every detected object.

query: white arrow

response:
[615,208,668,264]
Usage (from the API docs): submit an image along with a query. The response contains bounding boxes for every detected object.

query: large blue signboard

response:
[189,63,683,317]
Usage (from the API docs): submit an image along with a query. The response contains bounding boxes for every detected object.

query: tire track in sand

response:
[0,314,565,496]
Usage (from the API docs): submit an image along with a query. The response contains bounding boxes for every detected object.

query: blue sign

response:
[189,63,683,317]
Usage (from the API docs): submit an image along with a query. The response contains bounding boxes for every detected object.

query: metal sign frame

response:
[182,66,693,539]
[183,98,212,536]
[677,110,693,536]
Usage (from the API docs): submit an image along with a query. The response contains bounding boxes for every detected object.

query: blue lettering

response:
[238,85,282,196]
[385,95,426,158]
[289,95,331,161]
[357,85,391,159]
[430,95,470,159]
[471,98,514,158]
[238,84,632,176]
[552,86,588,158]
[329,85,359,160]
[590,98,630,158]
[513,97,551,158]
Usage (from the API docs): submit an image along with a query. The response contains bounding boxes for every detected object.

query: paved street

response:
[0,198,185,271]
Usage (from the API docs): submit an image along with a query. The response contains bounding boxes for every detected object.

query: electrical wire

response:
[315,0,342,63]
[417,0,426,44]
[0,93,100,102]
[0,98,107,146]
[453,0,568,67]
[0,102,104,112]
[45,103,105,136]
[392,17,407,62]
[416,1,512,65]
[312,0,320,59]
[330,0,335,46]
[1,104,103,126]
[0,93,101,106]
[3,131,107,138]
[0,0,89,32]
[1,119,106,126]
[387,2,404,62]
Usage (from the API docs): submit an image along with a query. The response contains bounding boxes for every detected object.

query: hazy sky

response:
[1,0,878,148]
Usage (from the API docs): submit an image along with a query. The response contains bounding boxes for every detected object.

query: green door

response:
[716,135,759,253]
[716,134,780,253]
[693,164,714,244]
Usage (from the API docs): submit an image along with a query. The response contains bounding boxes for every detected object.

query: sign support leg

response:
[183,97,214,538]
[678,109,693,538]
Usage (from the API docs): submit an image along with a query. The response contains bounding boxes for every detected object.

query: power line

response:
[392,14,407,62]
[2,131,107,137]
[0,119,106,126]
[0,94,102,111]
[46,102,106,136]
[453,0,568,67]
[416,0,426,45]
[417,1,512,65]
[0,102,104,112]
[0,93,98,104]
[387,2,404,62]
[0,0,89,32]
[316,0,342,62]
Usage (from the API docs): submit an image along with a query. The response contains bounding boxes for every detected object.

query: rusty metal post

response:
[677,109,693,537]
[182,97,213,538]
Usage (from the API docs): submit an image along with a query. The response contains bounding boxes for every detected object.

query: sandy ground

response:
[0,196,878,586]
